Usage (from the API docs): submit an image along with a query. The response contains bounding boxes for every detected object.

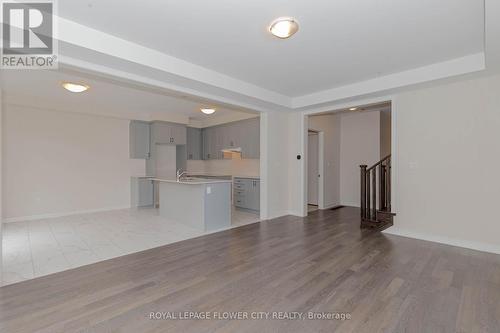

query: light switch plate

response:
[207,186,211,194]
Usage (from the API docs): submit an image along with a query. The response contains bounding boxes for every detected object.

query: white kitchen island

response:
[154,178,232,232]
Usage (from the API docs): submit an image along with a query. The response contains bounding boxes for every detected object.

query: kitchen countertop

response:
[152,178,233,185]
[133,175,260,181]
[233,175,260,179]
[186,172,232,177]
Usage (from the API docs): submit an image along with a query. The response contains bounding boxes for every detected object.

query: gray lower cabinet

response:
[131,177,154,207]
[186,127,202,160]
[129,121,151,159]
[151,121,187,145]
[233,177,260,211]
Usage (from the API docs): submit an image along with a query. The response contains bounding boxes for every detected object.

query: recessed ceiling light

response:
[201,108,216,115]
[269,17,299,39]
[349,107,358,111]
[62,82,89,93]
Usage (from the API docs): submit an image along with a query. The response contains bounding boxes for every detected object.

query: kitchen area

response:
[130,116,261,233]
[0,67,263,286]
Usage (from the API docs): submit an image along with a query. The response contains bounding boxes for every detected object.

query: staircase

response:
[360,155,395,230]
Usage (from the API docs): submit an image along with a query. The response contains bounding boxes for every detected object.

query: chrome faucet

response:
[176,169,187,182]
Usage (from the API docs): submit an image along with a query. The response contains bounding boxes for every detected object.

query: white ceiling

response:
[0,69,257,123]
[59,0,484,97]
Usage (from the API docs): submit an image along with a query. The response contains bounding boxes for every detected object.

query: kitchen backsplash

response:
[187,159,260,177]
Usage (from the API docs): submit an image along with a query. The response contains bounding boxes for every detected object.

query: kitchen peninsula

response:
[155,178,232,232]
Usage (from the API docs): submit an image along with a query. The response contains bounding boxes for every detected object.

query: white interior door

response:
[308,133,319,205]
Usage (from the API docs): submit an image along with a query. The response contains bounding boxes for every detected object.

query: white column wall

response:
[261,111,299,219]
[0,89,3,282]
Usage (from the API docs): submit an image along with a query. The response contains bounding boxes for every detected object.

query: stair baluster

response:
[360,165,367,219]
[359,155,395,228]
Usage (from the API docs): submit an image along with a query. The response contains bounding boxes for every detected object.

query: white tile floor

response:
[1,207,260,286]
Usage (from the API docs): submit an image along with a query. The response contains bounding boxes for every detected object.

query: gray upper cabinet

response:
[151,122,170,144]
[151,121,187,145]
[130,121,151,159]
[239,118,260,159]
[222,123,239,149]
[186,127,202,160]
[201,127,211,160]
[130,118,258,160]
[170,124,187,145]
[199,117,260,160]
[215,127,225,160]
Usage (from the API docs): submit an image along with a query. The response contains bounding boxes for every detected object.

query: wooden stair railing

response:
[360,155,395,229]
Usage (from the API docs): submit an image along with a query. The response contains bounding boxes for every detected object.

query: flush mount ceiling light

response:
[269,17,299,39]
[349,107,358,111]
[62,82,89,93]
[201,108,216,115]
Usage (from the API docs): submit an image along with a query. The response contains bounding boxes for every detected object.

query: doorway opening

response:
[305,101,393,221]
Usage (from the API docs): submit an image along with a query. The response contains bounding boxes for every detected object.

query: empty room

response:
[1,1,499,332]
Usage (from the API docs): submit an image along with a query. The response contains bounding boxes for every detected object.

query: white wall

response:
[380,109,392,158]
[386,73,500,253]
[339,111,381,207]
[0,89,3,280]
[2,105,145,221]
[261,111,296,219]
[309,114,341,208]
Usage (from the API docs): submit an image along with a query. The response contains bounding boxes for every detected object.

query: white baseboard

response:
[2,206,131,223]
[265,210,293,220]
[340,202,360,208]
[261,210,303,220]
[383,227,500,255]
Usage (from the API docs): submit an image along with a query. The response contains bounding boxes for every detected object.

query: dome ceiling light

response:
[62,82,89,93]
[269,17,299,39]
[201,108,216,115]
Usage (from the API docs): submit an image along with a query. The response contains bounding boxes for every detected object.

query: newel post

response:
[360,165,367,220]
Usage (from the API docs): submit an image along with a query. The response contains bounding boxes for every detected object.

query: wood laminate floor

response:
[1,207,499,333]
